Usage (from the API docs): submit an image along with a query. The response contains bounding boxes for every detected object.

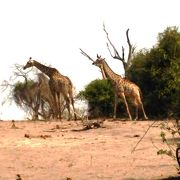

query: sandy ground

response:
[0,119,179,180]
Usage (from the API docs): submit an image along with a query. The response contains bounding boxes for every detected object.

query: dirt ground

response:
[0,119,179,180]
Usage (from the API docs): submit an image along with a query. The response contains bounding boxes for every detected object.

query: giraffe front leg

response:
[67,103,71,120]
[133,99,139,121]
[138,98,148,120]
[52,94,58,120]
[57,93,62,120]
[141,104,148,120]
[113,93,117,119]
[121,93,132,120]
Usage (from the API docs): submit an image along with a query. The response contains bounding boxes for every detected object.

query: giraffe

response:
[92,55,148,120]
[23,57,77,120]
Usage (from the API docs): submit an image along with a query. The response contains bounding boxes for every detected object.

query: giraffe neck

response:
[33,60,58,77]
[100,67,107,79]
[102,60,122,83]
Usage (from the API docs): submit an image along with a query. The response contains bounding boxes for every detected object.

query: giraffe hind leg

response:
[133,99,139,120]
[137,98,148,120]
[134,106,138,121]
[68,88,77,120]
[66,100,71,120]
[71,98,77,120]
[63,95,71,120]
[141,103,148,120]
[113,93,117,119]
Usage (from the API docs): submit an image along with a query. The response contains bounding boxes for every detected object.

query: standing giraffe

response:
[23,57,77,120]
[92,55,148,120]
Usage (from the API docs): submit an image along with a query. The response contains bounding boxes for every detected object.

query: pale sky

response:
[0,0,179,120]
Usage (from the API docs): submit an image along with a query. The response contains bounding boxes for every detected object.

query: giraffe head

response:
[23,57,35,70]
[92,54,104,69]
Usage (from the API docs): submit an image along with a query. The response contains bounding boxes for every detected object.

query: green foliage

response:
[157,120,180,162]
[128,26,180,118]
[78,79,115,117]
[13,79,38,109]
[78,79,127,118]
[157,149,173,157]
[14,80,35,92]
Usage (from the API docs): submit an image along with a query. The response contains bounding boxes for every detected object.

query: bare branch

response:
[0,80,14,93]
[126,29,135,66]
[103,23,123,61]
[79,48,95,62]
[103,24,135,76]
[132,121,157,153]
[80,49,107,80]
[122,46,125,60]
[106,43,114,58]
[11,63,33,84]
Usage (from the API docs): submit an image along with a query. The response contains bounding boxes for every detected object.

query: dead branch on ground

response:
[24,133,51,139]
[82,119,105,130]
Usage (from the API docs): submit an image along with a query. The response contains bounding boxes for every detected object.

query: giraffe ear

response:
[97,54,100,58]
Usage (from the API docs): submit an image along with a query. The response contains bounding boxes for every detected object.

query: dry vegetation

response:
[0,119,179,180]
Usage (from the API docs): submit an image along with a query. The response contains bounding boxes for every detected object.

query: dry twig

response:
[131,121,156,153]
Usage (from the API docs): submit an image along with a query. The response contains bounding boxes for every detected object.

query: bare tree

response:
[1,64,40,119]
[0,64,30,105]
[103,24,135,76]
[13,79,41,119]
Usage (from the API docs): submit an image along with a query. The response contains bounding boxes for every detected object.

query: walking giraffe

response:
[92,55,148,120]
[23,57,77,120]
